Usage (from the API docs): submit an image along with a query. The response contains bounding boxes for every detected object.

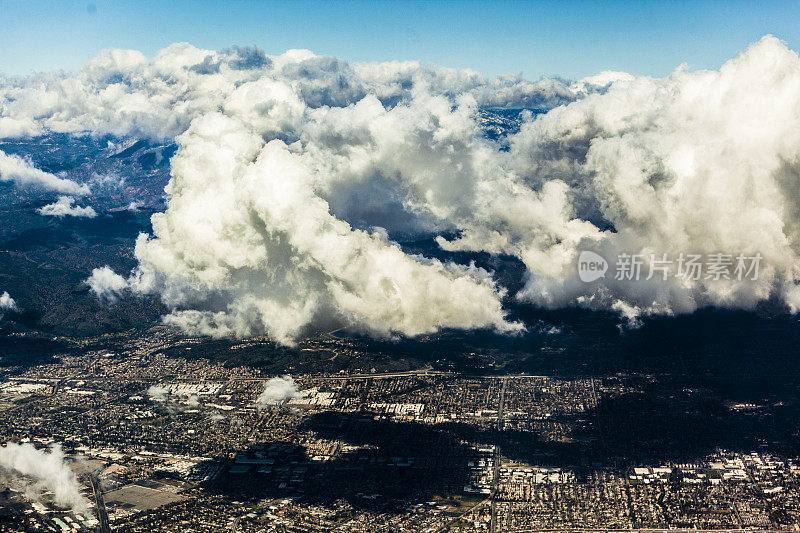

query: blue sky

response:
[2,0,799,80]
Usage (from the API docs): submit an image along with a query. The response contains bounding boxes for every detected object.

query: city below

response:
[1,325,799,532]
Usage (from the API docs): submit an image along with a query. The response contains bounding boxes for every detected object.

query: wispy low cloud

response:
[255,376,301,407]
[146,385,168,401]
[37,196,97,218]
[0,151,89,195]
[0,442,87,511]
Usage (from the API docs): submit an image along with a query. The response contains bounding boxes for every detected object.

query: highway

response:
[89,471,111,533]
[490,377,508,533]
[435,377,508,533]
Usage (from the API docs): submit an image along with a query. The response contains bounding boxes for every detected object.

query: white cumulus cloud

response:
[7,36,800,336]
[127,108,520,344]
[0,44,584,141]
[86,266,129,302]
[0,291,18,317]
[256,376,301,407]
[0,291,17,311]
[493,35,800,320]
[37,196,97,218]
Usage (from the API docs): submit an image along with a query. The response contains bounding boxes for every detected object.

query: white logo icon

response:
[578,251,608,282]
